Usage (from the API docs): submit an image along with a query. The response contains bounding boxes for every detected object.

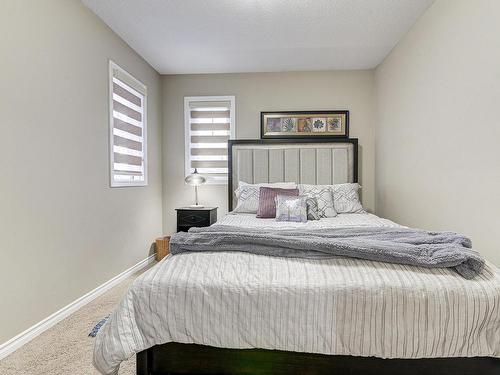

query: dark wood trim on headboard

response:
[227,138,358,211]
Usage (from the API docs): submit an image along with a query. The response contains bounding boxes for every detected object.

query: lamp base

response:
[189,204,205,208]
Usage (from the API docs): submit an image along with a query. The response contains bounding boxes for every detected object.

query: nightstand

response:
[176,207,217,232]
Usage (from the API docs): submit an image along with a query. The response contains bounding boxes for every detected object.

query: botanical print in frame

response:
[311,118,326,132]
[261,110,349,139]
[281,117,297,132]
[266,117,281,132]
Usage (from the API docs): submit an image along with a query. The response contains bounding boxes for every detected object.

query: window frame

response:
[108,60,148,188]
[184,95,236,185]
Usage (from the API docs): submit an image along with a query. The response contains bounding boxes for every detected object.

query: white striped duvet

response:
[93,214,500,375]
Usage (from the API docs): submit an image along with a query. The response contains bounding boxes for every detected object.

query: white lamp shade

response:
[185,169,206,186]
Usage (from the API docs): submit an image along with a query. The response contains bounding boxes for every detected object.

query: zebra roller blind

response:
[109,61,147,187]
[184,96,235,184]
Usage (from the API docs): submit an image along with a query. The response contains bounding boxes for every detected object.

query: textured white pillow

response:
[233,181,296,213]
[331,183,365,213]
[298,184,337,218]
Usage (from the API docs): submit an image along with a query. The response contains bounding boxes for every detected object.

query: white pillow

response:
[298,184,337,218]
[331,183,365,213]
[233,181,296,213]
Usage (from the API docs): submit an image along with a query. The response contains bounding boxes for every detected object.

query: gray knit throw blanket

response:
[170,225,485,279]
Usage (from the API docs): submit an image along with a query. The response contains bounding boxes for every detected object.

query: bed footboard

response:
[136,343,500,375]
[136,349,150,375]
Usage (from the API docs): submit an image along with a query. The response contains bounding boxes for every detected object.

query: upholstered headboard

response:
[228,138,358,211]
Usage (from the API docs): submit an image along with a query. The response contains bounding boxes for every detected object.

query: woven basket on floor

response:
[155,236,170,261]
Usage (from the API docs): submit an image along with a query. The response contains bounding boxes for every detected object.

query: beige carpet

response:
[0,264,155,375]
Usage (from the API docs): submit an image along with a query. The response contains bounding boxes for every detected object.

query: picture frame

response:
[261,110,349,139]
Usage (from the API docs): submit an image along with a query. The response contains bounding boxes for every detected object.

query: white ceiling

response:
[82,0,434,74]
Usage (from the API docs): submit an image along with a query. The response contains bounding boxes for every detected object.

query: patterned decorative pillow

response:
[306,197,320,220]
[331,183,365,213]
[256,187,299,218]
[233,181,296,213]
[275,195,308,223]
[298,184,337,218]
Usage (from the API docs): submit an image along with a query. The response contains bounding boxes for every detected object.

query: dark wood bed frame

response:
[137,138,500,375]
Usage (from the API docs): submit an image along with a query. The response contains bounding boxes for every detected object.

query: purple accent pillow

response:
[256,187,299,218]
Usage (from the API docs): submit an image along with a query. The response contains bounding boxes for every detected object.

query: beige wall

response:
[375,0,500,265]
[162,71,376,233]
[0,0,162,343]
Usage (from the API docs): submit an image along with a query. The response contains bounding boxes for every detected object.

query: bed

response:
[93,139,500,375]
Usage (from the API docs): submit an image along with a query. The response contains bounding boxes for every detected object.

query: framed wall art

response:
[261,110,349,139]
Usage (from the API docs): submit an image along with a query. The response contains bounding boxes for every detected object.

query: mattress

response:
[93,214,500,375]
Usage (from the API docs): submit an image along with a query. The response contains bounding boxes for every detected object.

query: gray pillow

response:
[275,195,308,223]
[306,197,320,220]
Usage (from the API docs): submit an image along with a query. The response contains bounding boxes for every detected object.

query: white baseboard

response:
[0,254,156,361]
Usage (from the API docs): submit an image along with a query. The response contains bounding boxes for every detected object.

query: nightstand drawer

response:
[177,211,210,226]
[176,207,218,232]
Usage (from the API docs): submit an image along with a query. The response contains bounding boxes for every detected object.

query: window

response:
[184,96,235,184]
[109,61,147,187]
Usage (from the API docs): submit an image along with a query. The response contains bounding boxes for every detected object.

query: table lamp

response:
[184,168,206,208]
